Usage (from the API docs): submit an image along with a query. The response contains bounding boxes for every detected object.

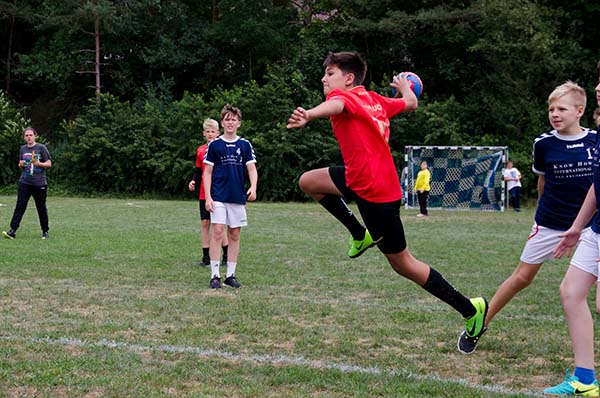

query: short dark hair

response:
[220,103,242,121]
[23,126,37,135]
[323,51,367,86]
[597,60,600,79]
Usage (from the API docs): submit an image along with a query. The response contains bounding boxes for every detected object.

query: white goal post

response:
[403,146,509,211]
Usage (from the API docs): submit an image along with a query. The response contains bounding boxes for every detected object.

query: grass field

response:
[0,196,594,397]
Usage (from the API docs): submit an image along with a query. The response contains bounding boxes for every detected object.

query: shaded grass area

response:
[0,196,586,397]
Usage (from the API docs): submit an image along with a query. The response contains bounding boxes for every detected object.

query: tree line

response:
[1,0,599,200]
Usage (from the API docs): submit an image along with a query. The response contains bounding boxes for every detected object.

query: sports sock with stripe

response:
[422,267,476,318]
[319,194,365,240]
[210,261,220,279]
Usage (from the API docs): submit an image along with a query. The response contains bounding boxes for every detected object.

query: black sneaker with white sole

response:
[224,275,241,288]
[209,276,222,289]
[457,327,487,354]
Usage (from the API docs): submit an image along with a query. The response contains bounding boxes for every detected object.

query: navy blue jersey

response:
[591,135,600,233]
[532,129,596,230]
[19,143,51,186]
[204,136,256,204]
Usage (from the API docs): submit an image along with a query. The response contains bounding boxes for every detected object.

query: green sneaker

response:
[464,297,488,339]
[544,369,599,396]
[348,230,376,258]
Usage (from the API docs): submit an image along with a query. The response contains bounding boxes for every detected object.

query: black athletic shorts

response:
[199,199,210,220]
[328,166,407,254]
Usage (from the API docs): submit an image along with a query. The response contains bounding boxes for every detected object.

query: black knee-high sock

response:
[422,268,475,318]
[221,245,228,261]
[318,195,365,240]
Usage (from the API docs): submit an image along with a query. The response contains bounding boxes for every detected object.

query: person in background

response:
[2,127,52,240]
[414,160,430,217]
[503,160,522,212]
[189,118,228,267]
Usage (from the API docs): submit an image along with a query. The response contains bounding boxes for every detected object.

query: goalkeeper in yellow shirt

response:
[414,160,430,217]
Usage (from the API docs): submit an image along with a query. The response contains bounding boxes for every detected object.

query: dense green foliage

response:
[1,0,599,199]
[0,90,29,186]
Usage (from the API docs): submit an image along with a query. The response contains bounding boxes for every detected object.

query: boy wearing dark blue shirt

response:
[543,66,600,398]
[203,104,257,289]
[458,81,596,354]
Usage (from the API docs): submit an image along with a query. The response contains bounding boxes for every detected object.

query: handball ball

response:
[391,72,423,98]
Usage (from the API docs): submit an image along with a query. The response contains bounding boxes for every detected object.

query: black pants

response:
[417,190,429,215]
[509,187,521,210]
[10,182,49,232]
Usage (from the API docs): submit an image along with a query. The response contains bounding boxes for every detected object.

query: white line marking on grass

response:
[0,334,543,397]
[126,202,147,208]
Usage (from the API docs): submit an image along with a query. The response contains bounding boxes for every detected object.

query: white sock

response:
[226,262,237,278]
[211,261,220,278]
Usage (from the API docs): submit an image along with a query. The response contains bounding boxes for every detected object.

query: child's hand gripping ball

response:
[391,72,423,98]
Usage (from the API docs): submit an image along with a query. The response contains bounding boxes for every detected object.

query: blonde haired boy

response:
[543,73,600,397]
[188,118,228,267]
[458,81,597,358]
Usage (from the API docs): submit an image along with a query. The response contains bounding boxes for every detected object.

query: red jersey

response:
[326,86,406,202]
[195,144,208,200]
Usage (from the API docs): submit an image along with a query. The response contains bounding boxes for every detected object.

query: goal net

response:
[403,146,508,211]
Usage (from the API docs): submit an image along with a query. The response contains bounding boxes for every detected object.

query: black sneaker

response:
[42,232,49,240]
[209,276,222,289]
[457,327,487,354]
[2,230,16,240]
[224,275,241,288]
[199,255,210,267]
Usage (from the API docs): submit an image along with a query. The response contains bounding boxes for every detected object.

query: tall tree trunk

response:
[95,14,101,107]
[5,13,15,94]
[211,0,217,25]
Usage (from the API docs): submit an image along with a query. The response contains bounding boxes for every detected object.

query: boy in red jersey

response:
[188,118,228,267]
[286,51,488,345]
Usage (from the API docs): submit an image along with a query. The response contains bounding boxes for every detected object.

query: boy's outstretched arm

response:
[286,99,345,129]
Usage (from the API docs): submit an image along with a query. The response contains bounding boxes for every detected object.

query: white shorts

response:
[571,229,600,279]
[519,223,589,264]
[210,201,248,228]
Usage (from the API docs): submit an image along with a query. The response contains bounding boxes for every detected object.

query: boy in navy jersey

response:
[542,66,600,397]
[458,81,596,355]
[203,104,257,289]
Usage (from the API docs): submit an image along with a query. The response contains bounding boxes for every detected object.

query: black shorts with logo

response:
[328,166,407,254]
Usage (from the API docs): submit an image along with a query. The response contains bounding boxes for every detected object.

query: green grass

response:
[0,196,587,397]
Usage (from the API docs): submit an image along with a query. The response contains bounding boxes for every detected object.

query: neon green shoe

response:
[348,229,376,258]
[464,297,488,339]
[544,369,599,396]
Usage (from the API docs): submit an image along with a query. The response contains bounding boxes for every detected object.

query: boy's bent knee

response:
[510,272,535,290]
[298,172,315,194]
